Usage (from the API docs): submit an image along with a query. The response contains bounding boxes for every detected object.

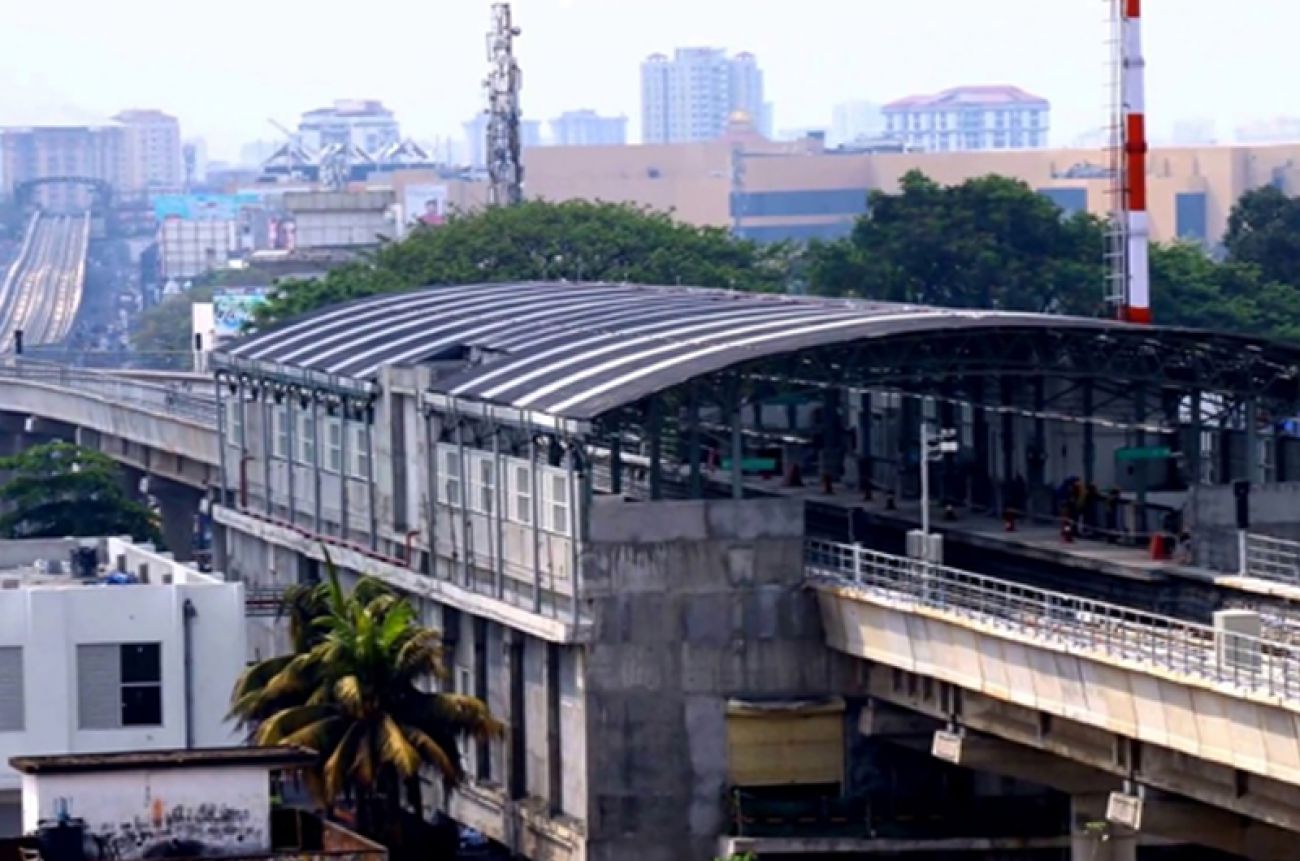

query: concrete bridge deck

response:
[810,538,1300,851]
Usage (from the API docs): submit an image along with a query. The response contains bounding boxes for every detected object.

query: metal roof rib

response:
[217,282,1300,422]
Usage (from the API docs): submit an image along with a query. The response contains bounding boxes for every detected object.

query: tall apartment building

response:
[462,113,543,168]
[299,100,401,155]
[882,85,1050,152]
[114,109,183,193]
[549,110,627,147]
[640,48,769,143]
[0,124,125,210]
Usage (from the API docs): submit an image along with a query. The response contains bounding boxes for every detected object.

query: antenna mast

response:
[485,3,524,207]
[1109,0,1150,323]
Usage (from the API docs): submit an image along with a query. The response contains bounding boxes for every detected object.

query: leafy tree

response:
[132,268,281,353]
[132,284,213,353]
[807,171,1107,315]
[1223,185,1300,287]
[253,200,789,324]
[230,561,500,844]
[0,442,161,543]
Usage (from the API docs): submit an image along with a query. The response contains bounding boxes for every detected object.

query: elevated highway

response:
[0,212,90,348]
[0,359,218,557]
[810,539,1300,858]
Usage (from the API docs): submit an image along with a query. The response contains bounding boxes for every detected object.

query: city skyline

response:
[2,0,1299,160]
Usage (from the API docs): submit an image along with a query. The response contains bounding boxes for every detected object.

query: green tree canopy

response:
[1223,185,1300,288]
[807,171,1107,316]
[132,284,213,353]
[230,561,499,844]
[0,442,161,543]
[253,199,789,324]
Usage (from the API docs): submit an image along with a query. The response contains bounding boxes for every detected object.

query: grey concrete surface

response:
[581,495,861,861]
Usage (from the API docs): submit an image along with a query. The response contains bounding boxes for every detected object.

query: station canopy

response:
[221,282,1300,422]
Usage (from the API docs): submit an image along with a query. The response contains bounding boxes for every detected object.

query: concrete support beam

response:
[928,730,1116,795]
[149,475,203,561]
[858,698,940,738]
[1072,793,1137,861]
[1109,788,1298,861]
[864,664,1300,839]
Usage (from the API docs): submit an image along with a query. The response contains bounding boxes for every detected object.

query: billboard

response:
[403,185,448,231]
[153,193,260,221]
[213,287,271,340]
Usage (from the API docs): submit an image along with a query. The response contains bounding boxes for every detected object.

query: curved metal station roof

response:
[223,282,1300,420]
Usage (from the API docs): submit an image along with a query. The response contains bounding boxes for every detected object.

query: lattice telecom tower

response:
[1106,0,1151,323]
[485,3,524,207]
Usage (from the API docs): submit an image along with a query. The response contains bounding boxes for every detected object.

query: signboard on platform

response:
[1115,446,1172,462]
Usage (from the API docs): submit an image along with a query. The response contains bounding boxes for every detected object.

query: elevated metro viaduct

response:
[207,282,1300,861]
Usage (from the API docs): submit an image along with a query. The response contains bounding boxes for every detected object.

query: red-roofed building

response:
[882,85,1050,152]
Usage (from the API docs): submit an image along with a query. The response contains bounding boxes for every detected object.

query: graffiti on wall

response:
[92,802,262,860]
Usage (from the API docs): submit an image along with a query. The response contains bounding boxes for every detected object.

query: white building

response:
[0,537,246,835]
[882,85,1050,152]
[830,101,885,148]
[462,114,542,169]
[299,100,400,156]
[113,110,183,193]
[549,110,627,147]
[158,218,239,280]
[640,48,769,144]
[11,747,384,861]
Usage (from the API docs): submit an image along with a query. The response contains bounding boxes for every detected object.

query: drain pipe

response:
[182,598,197,748]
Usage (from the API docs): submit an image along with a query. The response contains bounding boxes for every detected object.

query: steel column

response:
[312,397,322,534]
[365,411,377,552]
[215,377,230,507]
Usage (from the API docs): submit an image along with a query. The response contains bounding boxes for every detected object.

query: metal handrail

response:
[0,360,217,425]
[806,538,1300,702]
[1245,533,1300,587]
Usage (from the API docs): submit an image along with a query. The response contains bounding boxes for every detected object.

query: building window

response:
[297,409,316,465]
[471,456,496,514]
[512,464,533,525]
[272,404,289,459]
[545,472,570,535]
[326,418,343,473]
[226,398,243,444]
[441,448,463,506]
[77,642,162,729]
[0,646,23,732]
[349,423,371,479]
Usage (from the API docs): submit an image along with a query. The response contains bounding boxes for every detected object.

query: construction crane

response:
[1108,0,1150,324]
[484,3,524,207]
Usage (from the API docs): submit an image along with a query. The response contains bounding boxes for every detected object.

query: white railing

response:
[806,538,1300,702]
[0,360,217,425]
[1244,532,1300,587]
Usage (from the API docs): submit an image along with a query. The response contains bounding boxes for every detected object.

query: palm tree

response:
[230,557,500,841]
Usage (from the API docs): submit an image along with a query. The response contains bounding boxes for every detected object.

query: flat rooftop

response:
[9,746,316,775]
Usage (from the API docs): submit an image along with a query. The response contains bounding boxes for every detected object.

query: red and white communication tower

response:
[1111,0,1150,323]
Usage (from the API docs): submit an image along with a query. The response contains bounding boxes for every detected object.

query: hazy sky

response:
[1,0,1295,160]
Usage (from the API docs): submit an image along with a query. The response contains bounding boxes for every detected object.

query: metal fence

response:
[805,538,1300,702]
[1244,533,1300,587]
[13,348,197,372]
[0,360,218,425]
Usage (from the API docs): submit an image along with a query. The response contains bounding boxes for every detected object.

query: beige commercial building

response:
[519,134,1300,246]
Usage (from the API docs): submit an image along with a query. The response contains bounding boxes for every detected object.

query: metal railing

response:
[1244,533,1300,587]
[806,538,1300,702]
[0,360,218,425]
[15,348,198,372]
